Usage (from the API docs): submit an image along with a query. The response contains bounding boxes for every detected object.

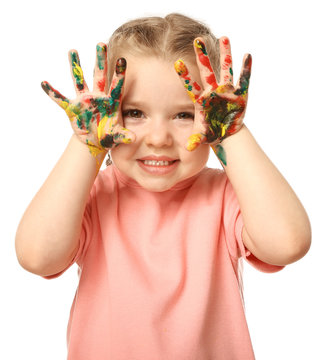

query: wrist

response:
[210,124,247,166]
[72,134,107,171]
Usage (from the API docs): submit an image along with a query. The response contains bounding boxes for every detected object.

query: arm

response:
[15,44,134,276]
[220,125,311,266]
[175,37,311,266]
[15,135,105,276]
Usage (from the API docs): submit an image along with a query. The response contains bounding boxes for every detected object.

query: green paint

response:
[229,68,233,76]
[110,78,124,102]
[216,145,227,166]
[96,45,105,70]
[83,110,93,129]
[70,52,84,90]
[196,39,208,55]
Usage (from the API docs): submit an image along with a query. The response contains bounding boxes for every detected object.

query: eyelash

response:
[122,109,194,121]
[122,109,144,119]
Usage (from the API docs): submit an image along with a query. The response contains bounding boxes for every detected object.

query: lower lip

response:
[137,160,180,175]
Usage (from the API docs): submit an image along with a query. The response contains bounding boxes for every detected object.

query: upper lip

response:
[138,155,178,161]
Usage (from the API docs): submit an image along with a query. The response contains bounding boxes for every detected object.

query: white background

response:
[1,0,325,359]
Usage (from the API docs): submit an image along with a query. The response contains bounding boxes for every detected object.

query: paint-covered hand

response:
[41,43,135,158]
[174,37,251,165]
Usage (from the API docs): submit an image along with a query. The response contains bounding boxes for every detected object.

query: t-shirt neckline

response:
[112,164,208,192]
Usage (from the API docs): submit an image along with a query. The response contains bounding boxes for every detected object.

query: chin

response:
[139,178,176,192]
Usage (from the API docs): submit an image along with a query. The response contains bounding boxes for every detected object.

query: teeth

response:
[143,160,173,166]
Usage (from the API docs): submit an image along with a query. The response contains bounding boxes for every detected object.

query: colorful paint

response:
[175,37,252,166]
[174,59,201,103]
[70,52,85,91]
[41,47,133,162]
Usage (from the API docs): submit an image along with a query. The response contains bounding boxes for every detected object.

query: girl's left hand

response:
[174,37,252,165]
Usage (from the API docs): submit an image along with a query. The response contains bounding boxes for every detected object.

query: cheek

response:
[182,144,210,165]
[111,141,137,162]
[171,122,194,142]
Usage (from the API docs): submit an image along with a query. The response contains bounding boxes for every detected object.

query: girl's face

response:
[111,55,210,192]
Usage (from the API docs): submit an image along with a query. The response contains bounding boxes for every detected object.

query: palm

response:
[197,85,246,143]
[41,43,134,157]
[175,37,251,152]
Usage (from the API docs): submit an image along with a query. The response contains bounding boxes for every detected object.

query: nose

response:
[143,117,173,148]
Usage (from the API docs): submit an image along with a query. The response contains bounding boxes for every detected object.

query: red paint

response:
[96,113,101,126]
[193,81,201,91]
[197,51,213,72]
[83,95,92,105]
[97,79,105,92]
[206,73,218,89]
[222,38,229,46]
[222,55,232,70]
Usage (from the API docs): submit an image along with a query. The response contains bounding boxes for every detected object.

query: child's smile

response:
[110,56,210,192]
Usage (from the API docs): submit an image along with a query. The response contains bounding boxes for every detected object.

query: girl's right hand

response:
[41,43,135,158]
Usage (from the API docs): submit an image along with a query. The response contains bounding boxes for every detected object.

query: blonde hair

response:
[107,13,220,82]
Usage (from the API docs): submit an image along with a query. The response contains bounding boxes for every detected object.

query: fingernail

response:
[116,58,126,75]
[194,39,207,55]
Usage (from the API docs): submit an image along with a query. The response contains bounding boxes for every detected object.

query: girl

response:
[15,13,311,360]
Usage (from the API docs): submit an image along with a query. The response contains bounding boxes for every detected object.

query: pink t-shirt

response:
[46,165,284,359]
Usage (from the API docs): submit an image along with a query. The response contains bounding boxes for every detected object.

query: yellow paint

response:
[121,136,132,144]
[227,103,238,112]
[62,103,80,121]
[97,114,109,141]
[174,59,186,75]
[73,62,84,83]
[59,100,69,110]
[87,141,104,157]
[186,133,202,151]
[221,123,226,138]
[216,85,227,94]
[186,88,196,103]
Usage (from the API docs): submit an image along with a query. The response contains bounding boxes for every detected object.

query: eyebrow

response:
[122,99,195,110]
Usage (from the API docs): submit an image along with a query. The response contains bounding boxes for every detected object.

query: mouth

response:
[139,159,177,166]
[136,157,180,175]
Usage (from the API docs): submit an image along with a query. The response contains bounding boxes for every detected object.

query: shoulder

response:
[91,165,118,196]
[196,166,229,188]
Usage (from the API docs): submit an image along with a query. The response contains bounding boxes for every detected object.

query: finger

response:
[93,43,108,93]
[98,117,136,148]
[219,36,233,85]
[41,81,70,110]
[193,37,218,90]
[185,132,207,151]
[69,50,89,94]
[106,57,127,121]
[185,106,208,151]
[234,54,252,96]
[174,59,202,103]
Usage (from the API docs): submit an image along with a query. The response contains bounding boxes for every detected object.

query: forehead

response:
[121,55,202,103]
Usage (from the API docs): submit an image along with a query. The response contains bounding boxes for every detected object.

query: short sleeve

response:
[42,187,95,280]
[223,176,284,273]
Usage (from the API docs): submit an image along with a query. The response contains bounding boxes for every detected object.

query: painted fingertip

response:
[220,36,230,47]
[186,133,203,151]
[116,58,126,75]
[174,59,188,76]
[244,53,252,71]
[96,43,107,53]
[41,81,51,94]
[194,38,207,55]
[96,43,107,71]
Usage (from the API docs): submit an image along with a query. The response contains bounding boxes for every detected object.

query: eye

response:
[122,109,144,119]
[175,112,194,121]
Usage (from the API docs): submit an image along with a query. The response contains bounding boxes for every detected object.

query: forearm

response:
[15,135,106,276]
[218,125,311,265]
